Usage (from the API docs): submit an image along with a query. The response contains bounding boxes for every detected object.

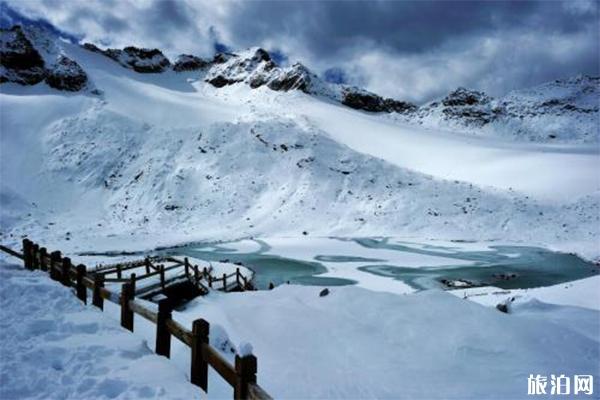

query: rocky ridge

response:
[403,76,599,142]
[0,25,87,91]
[1,24,597,143]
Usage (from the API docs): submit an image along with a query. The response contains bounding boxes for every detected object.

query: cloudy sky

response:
[3,0,598,103]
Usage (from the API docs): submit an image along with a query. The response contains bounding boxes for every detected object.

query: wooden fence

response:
[94,255,254,298]
[0,239,272,400]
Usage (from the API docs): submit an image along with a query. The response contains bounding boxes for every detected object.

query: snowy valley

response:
[1,21,599,400]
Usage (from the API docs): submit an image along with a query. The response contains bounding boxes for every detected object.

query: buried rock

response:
[496,297,516,314]
[319,288,330,297]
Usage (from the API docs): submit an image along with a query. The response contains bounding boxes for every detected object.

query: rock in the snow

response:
[342,88,417,114]
[267,62,312,93]
[319,288,330,297]
[119,46,171,73]
[383,98,418,114]
[83,43,171,73]
[0,26,46,85]
[203,46,416,113]
[207,75,239,88]
[435,87,497,127]
[442,87,491,107]
[45,55,87,91]
[173,54,209,72]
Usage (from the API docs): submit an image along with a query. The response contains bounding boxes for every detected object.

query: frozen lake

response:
[161,237,599,293]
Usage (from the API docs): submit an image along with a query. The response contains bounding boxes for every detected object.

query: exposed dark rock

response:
[83,43,171,73]
[496,303,509,313]
[173,54,209,72]
[319,288,330,297]
[0,26,46,85]
[208,75,239,88]
[342,89,417,114]
[383,98,418,113]
[82,42,102,53]
[267,63,312,92]
[442,87,491,107]
[45,55,87,91]
[436,87,497,126]
[212,52,235,64]
[121,47,171,73]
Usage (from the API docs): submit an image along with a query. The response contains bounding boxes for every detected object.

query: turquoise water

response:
[162,238,599,291]
[160,240,356,289]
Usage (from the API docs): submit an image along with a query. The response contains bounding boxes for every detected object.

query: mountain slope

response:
[0,25,598,259]
[399,75,599,143]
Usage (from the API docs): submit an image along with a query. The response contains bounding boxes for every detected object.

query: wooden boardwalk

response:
[95,255,255,301]
[0,239,271,400]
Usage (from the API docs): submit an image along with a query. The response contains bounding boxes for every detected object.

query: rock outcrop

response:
[0,26,46,85]
[83,43,171,73]
[405,76,599,142]
[1,25,88,91]
[45,55,88,91]
[342,88,416,114]
[173,54,209,72]
[439,88,497,126]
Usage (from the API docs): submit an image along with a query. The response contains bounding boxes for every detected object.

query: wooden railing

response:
[1,239,272,400]
[94,255,253,295]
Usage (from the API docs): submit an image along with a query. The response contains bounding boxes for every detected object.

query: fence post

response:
[145,257,151,274]
[31,243,39,269]
[49,251,62,281]
[61,257,72,286]
[93,274,105,310]
[236,268,240,287]
[190,318,210,391]
[22,239,32,270]
[76,264,87,304]
[116,264,122,280]
[208,275,213,289]
[223,273,227,291]
[160,265,165,290]
[120,275,135,332]
[234,354,257,400]
[39,247,48,271]
[156,298,172,358]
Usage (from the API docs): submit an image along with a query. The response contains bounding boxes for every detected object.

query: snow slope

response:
[0,263,199,400]
[395,75,600,144]
[0,28,598,261]
[177,283,600,399]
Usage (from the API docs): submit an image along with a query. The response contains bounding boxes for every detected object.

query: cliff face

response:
[1,25,87,91]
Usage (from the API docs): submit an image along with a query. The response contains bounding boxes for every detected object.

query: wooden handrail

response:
[3,240,271,400]
[0,244,24,259]
[205,344,238,386]
[129,299,158,323]
[166,318,193,346]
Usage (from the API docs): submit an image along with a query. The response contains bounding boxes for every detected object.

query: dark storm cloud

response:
[217,0,598,101]
[223,0,596,57]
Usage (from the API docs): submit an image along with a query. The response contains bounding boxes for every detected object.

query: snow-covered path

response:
[0,263,199,400]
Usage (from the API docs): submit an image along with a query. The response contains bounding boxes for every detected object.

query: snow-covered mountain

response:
[1,24,599,259]
[2,24,597,142]
[399,76,599,143]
